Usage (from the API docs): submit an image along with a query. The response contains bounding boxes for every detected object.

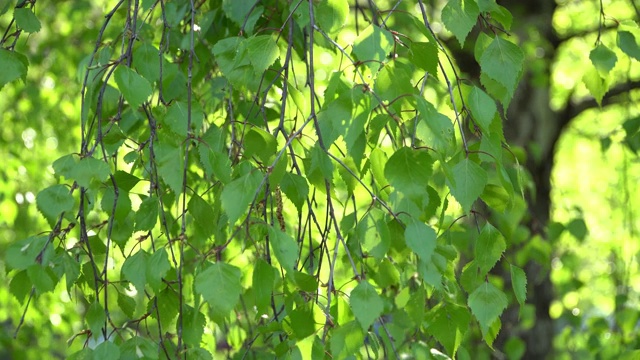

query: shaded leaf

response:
[114,66,152,109]
[468,282,508,334]
[449,158,488,214]
[350,281,384,330]
[510,265,527,306]
[195,262,242,319]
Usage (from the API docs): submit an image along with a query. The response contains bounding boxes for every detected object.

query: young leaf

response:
[405,219,437,261]
[449,158,488,214]
[582,67,609,106]
[0,49,28,90]
[441,0,480,46]
[510,265,527,306]
[195,262,243,319]
[589,44,617,76]
[349,281,384,330]
[468,282,508,334]
[475,223,506,275]
[479,37,524,95]
[268,227,298,273]
[114,66,152,109]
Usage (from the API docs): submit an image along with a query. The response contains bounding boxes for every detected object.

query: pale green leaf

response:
[480,37,524,95]
[36,185,74,224]
[114,66,152,109]
[268,227,298,272]
[122,250,147,292]
[510,265,527,306]
[330,321,365,358]
[352,25,393,71]
[146,248,170,292]
[244,127,277,163]
[467,86,497,133]
[195,262,242,318]
[315,0,348,34]
[426,302,471,356]
[405,219,437,261]
[409,41,439,77]
[220,169,262,225]
[246,35,280,73]
[442,0,480,46]
[449,158,488,214]
[135,196,158,231]
[384,147,433,195]
[475,223,506,274]
[350,281,384,330]
[468,282,508,334]
[280,173,309,213]
[582,67,609,106]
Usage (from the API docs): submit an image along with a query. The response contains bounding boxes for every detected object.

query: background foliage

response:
[0,0,639,359]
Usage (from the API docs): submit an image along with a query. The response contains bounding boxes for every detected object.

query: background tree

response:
[1,0,639,359]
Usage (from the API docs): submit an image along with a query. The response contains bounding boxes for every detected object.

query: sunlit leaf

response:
[467,86,497,133]
[475,223,506,275]
[220,169,263,225]
[315,0,348,34]
[480,37,524,95]
[246,35,280,73]
[442,0,479,46]
[269,227,298,272]
[589,44,617,76]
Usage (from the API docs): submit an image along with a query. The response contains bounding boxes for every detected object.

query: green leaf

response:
[426,302,471,357]
[289,305,316,339]
[467,86,497,133]
[133,42,161,82]
[93,341,120,360]
[306,143,334,186]
[510,265,527,306]
[468,282,508,334]
[253,259,276,314]
[330,321,365,359]
[155,141,184,195]
[480,37,524,95]
[27,264,56,294]
[384,147,433,195]
[222,0,262,33]
[146,248,170,292]
[589,44,617,76]
[409,42,439,76]
[441,0,480,46]
[70,157,111,188]
[280,173,309,213]
[114,66,152,109]
[122,250,147,292]
[101,187,131,221]
[269,227,298,272]
[188,194,216,239]
[567,217,588,242]
[163,101,204,137]
[349,281,384,330]
[315,0,348,34]
[195,262,243,319]
[135,196,158,231]
[317,93,352,147]
[617,21,640,61]
[292,271,318,292]
[60,251,80,293]
[582,67,609,106]
[86,301,106,340]
[183,306,206,346]
[14,8,41,33]
[405,219,437,261]
[10,270,31,304]
[118,291,136,318]
[220,169,263,225]
[246,35,280,73]
[449,158,488,214]
[244,127,277,163]
[475,223,506,275]
[6,236,48,271]
[0,49,28,90]
[352,25,394,71]
[36,185,74,224]
[415,97,455,153]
